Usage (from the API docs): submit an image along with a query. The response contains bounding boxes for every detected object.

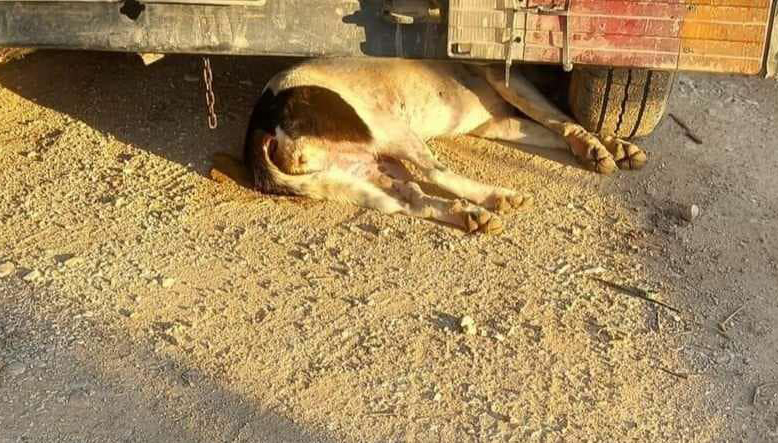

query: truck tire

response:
[568,67,675,139]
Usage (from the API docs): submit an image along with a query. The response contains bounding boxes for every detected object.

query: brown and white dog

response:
[212,58,646,233]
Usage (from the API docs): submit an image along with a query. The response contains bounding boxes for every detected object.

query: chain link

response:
[202,57,218,129]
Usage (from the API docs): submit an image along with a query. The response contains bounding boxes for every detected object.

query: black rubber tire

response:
[568,67,675,139]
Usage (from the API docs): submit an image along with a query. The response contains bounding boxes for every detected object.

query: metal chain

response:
[202,57,218,129]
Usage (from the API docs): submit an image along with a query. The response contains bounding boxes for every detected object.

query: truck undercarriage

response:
[1,0,776,137]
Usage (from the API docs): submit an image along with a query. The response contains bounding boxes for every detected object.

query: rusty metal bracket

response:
[382,0,441,25]
[502,1,573,86]
[502,1,518,87]
[528,1,574,72]
[520,3,573,71]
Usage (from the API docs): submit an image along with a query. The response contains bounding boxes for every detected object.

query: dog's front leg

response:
[480,67,646,174]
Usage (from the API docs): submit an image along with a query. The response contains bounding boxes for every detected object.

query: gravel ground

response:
[0,51,776,442]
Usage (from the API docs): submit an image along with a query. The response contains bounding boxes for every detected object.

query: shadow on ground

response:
[0,280,333,442]
[0,50,584,178]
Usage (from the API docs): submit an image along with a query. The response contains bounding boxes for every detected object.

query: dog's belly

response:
[378,62,509,139]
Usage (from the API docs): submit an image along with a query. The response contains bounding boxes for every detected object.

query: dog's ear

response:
[253,131,277,158]
[210,152,254,190]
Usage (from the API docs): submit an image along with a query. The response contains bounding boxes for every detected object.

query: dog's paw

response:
[563,126,618,175]
[601,136,647,170]
[489,192,534,215]
[459,207,503,234]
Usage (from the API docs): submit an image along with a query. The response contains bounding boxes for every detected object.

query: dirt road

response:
[1,52,776,442]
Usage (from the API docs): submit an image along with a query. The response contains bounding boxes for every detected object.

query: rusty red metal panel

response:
[521,0,773,74]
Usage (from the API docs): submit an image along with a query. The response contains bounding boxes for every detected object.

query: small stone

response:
[26,151,41,160]
[460,315,477,336]
[432,392,442,402]
[63,256,84,267]
[114,197,127,208]
[581,266,606,275]
[0,262,15,278]
[4,361,26,377]
[494,333,506,342]
[23,269,42,282]
[682,204,700,221]
[161,277,177,288]
[181,370,199,387]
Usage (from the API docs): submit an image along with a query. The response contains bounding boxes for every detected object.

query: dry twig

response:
[590,277,681,314]
[367,410,397,417]
[717,305,744,333]
[656,367,689,380]
[669,113,703,144]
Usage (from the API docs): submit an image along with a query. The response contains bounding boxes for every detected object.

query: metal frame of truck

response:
[1,0,776,135]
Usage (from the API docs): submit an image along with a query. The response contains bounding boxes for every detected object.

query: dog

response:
[212,58,646,233]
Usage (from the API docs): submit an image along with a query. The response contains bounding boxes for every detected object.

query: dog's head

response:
[211,84,372,196]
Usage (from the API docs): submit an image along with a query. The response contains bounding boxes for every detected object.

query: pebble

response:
[494,333,506,342]
[63,256,84,267]
[0,262,15,278]
[4,361,26,377]
[432,392,442,402]
[161,277,177,288]
[682,204,700,221]
[118,308,132,317]
[22,269,42,282]
[460,315,477,335]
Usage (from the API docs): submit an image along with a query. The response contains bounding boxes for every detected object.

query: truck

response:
[1,0,776,137]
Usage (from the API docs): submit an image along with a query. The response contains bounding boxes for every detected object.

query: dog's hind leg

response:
[379,138,532,214]
[295,169,502,233]
[479,66,646,174]
[375,175,503,233]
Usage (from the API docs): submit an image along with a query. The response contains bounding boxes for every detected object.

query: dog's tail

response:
[210,153,255,191]
[209,146,316,198]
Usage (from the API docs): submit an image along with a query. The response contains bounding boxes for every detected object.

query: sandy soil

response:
[0,51,776,442]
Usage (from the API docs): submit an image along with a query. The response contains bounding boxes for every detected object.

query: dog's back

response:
[264,58,510,141]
